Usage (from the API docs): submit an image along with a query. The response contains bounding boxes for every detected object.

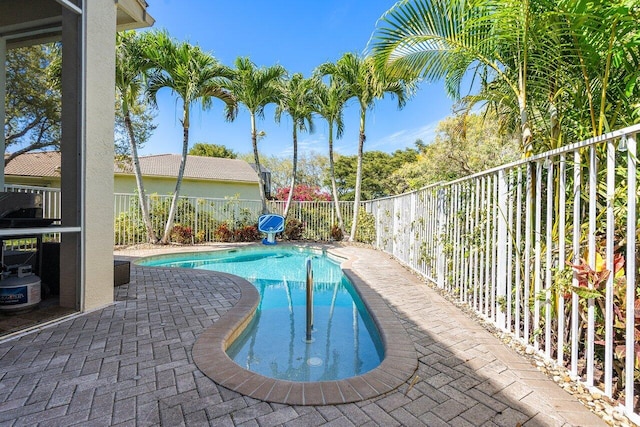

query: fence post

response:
[436,188,446,288]
[624,133,637,417]
[194,198,199,242]
[410,192,417,270]
[495,170,509,329]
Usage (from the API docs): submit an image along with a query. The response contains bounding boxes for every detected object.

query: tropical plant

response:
[225,57,287,214]
[330,224,344,241]
[370,0,552,155]
[170,225,193,244]
[275,73,317,219]
[555,0,640,142]
[234,225,260,242]
[565,253,640,392]
[370,0,640,153]
[143,30,236,244]
[317,53,412,241]
[313,77,349,233]
[115,31,158,243]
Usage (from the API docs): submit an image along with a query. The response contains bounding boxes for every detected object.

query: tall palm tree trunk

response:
[283,127,297,219]
[327,124,344,232]
[251,113,268,214]
[349,110,366,241]
[124,112,158,243]
[161,112,189,244]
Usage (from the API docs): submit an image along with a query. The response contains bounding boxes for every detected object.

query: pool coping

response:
[179,246,418,405]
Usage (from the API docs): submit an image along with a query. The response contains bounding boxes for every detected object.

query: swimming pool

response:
[137,246,384,381]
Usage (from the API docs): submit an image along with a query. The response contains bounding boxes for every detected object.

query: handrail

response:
[305,257,314,342]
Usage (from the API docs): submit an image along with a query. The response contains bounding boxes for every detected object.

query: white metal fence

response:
[268,200,356,241]
[1,185,355,245]
[114,193,264,245]
[6,124,640,419]
[365,123,640,422]
[113,194,356,245]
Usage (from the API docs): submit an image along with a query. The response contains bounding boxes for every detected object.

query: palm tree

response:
[317,53,411,241]
[143,30,236,244]
[369,0,639,152]
[275,73,317,219]
[313,77,348,234]
[115,31,158,243]
[225,57,287,214]
[369,0,546,155]
[552,0,640,141]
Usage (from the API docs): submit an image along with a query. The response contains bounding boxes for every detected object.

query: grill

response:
[0,192,54,228]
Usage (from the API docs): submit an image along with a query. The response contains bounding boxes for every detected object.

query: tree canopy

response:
[4,44,61,165]
[330,148,419,201]
[188,143,238,158]
[390,113,520,193]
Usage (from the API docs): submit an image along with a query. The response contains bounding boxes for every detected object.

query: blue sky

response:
[139,0,455,158]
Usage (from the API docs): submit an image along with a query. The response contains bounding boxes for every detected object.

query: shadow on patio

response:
[0,244,607,426]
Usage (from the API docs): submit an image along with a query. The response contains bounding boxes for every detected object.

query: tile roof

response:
[115,154,260,183]
[4,151,61,177]
[5,152,260,184]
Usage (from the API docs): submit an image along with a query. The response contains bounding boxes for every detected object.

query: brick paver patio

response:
[0,244,606,426]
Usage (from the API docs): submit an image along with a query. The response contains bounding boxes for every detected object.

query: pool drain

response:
[307,357,323,367]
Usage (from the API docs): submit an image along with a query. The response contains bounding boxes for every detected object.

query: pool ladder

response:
[305,258,314,342]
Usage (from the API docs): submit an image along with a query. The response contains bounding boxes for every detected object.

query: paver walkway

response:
[0,244,606,426]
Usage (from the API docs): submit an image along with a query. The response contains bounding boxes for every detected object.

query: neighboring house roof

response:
[115,154,260,183]
[4,151,61,178]
[4,152,260,184]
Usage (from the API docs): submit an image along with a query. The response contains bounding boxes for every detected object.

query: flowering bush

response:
[275,185,331,202]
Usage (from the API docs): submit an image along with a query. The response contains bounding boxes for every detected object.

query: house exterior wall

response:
[114,175,261,200]
[4,172,260,200]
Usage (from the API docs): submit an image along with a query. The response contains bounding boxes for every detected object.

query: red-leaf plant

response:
[567,254,640,392]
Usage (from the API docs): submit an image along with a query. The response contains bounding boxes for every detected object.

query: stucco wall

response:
[83,0,117,311]
[114,175,261,200]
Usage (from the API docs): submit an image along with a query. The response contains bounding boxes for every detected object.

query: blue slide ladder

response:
[258,214,285,245]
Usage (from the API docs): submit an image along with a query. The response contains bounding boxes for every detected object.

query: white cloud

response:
[368,121,440,151]
[278,134,327,156]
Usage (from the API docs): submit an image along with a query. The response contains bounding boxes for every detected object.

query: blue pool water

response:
[138,247,384,381]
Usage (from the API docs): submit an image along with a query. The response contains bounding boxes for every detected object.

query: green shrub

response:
[284,219,304,240]
[355,210,376,244]
[114,211,145,244]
